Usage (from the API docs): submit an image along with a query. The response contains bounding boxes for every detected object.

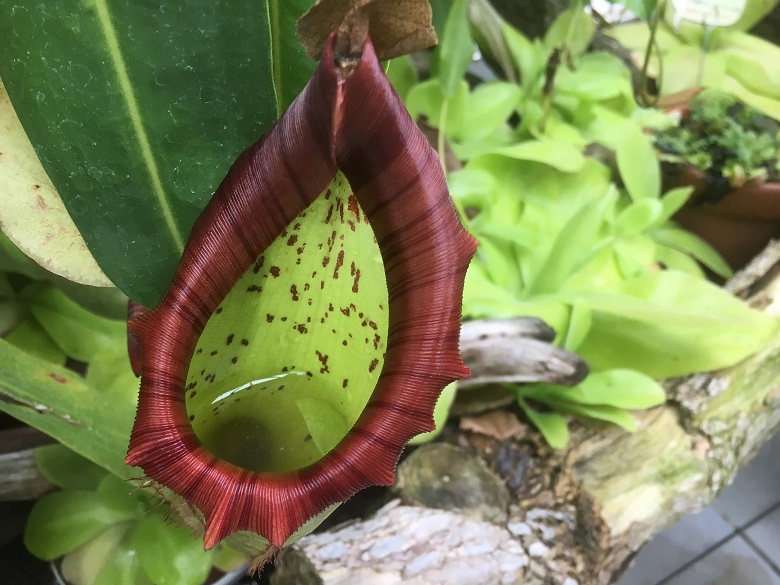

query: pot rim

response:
[50,559,247,585]
[672,165,780,220]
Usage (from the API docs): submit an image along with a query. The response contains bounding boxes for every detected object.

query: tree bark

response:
[272,241,780,585]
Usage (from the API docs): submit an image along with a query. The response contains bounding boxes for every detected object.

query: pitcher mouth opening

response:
[181,174,388,476]
[125,33,475,552]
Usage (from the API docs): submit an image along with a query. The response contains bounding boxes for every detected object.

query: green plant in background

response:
[397,4,778,447]
[405,1,671,161]
[606,0,780,120]
[654,88,780,189]
[26,445,244,585]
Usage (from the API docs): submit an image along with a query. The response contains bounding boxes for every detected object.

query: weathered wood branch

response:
[0,427,53,501]
[460,318,589,389]
[272,242,780,585]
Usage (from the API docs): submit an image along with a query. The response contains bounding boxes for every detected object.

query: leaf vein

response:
[94,0,185,252]
[268,0,284,118]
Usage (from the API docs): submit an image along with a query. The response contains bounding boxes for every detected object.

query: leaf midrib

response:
[267,0,284,118]
[93,0,185,252]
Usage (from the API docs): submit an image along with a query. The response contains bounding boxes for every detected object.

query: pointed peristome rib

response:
[126,33,477,551]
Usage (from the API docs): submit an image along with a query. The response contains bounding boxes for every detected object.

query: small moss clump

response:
[654,89,780,202]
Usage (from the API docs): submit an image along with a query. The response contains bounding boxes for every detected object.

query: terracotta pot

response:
[670,166,780,270]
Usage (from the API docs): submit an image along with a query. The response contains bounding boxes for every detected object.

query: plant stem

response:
[638,0,667,106]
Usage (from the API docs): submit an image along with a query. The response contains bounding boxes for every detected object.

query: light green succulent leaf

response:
[615,199,664,235]
[35,444,109,491]
[529,369,666,410]
[436,0,474,98]
[562,303,592,352]
[617,123,661,201]
[517,397,569,449]
[386,55,418,102]
[455,82,521,143]
[653,226,733,279]
[657,187,694,224]
[543,398,638,431]
[0,338,136,479]
[577,271,779,377]
[93,537,153,585]
[655,245,706,276]
[490,141,585,172]
[21,283,125,362]
[544,7,595,57]
[132,514,214,585]
[25,490,136,560]
[61,524,132,585]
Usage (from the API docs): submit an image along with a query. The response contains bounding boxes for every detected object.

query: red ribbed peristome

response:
[126,34,477,552]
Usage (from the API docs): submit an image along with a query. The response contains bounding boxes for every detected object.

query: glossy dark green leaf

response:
[429,0,451,36]
[269,0,317,113]
[0,274,14,298]
[0,1,311,308]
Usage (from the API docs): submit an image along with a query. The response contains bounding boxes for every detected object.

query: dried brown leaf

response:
[459,411,528,442]
[297,0,437,62]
